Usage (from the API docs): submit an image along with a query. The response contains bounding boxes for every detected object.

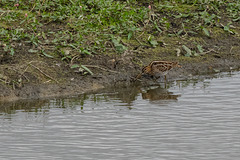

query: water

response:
[0,72,240,160]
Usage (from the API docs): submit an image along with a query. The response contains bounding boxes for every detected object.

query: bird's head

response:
[142,65,151,73]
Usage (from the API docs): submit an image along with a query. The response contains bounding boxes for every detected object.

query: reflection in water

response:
[98,85,140,106]
[0,76,215,114]
[0,71,227,114]
[140,85,180,101]
[49,84,180,108]
[0,72,240,160]
[77,84,180,106]
[0,99,49,115]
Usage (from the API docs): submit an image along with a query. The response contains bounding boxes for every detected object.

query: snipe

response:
[135,60,181,82]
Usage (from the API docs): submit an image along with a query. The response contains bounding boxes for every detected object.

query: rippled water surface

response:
[1,72,240,160]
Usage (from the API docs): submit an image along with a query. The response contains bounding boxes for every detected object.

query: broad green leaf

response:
[10,48,15,56]
[203,28,210,37]
[71,64,80,69]
[233,17,240,22]
[69,44,77,49]
[197,45,204,53]
[42,32,47,39]
[42,50,54,58]
[128,32,133,40]
[115,44,127,53]
[224,25,229,31]
[182,23,185,28]
[193,51,199,56]
[28,49,38,53]
[177,30,183,35]
[188,31,198,35]
[33,41,38,46]
[81,65,93,75]
[154,21,162,33]
[149,40,158,47]
[182,45,192,57]
[83,50,91,55]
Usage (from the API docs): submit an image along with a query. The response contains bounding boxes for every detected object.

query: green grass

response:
[0,0,239,59]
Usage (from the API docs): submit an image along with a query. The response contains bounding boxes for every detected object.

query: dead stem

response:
[83,65,119,73]
[29,63,59,83]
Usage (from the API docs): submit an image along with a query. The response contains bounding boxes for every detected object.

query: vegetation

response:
[0,0,239,68]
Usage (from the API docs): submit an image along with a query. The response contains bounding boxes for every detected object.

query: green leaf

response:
[203,28,210,37]
[71,64,80,69]
[175,14,182,18]
[193,51,199,56]
[223,22,234,34]
[10,48,15,56]
[111,37,127,53]
[188,31,197,35]
[81,65,93,75]
[69,44,77,49]
[233,17,240,22]
[33,41,38,46]
[154,21,162,33]
[42,32,47,40]
[182,45,192,57]
[28,49,38,53]
[155,25,162,33]
[115,44,127,53]
[112,37,120,46]
[149,40,158,47]
[224,25,229,31]
[83,50,91,55]
[197,45,204,53]
[42,50,54,58]
[177,30,183,35]
[128,32,133,40]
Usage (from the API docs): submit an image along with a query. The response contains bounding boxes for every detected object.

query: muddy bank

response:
[0,62,239,102]
[1,43,240,102]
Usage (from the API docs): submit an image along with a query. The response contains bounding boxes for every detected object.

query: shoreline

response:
[1,57,239,103]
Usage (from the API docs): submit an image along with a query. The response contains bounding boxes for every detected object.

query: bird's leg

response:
[163,75,167,88]
[153,76,158,82]
[164,81,167,88]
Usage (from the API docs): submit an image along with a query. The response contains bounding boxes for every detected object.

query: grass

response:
[0,0,239,60]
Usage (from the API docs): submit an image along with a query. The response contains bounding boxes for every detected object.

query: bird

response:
[135,60,181,82]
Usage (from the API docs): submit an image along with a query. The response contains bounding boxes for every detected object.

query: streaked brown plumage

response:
[135,61,181,81]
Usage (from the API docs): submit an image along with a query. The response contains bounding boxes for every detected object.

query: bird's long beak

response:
[177,64,182,68]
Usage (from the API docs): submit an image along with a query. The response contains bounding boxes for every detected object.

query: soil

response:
[1,24,240,102]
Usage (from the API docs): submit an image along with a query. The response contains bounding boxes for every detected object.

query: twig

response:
[0,78,10,84]
[29,3,36,12]
[137,30,146,39]
[135,37,142,45]
[11,67,30,83]
[230,46,233,56]
[20,65,30,82]
[70,55,78,66]
[199,49,217,55]
[104,41,115,52]
[83,65,119,73]
[29,63,59,83]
